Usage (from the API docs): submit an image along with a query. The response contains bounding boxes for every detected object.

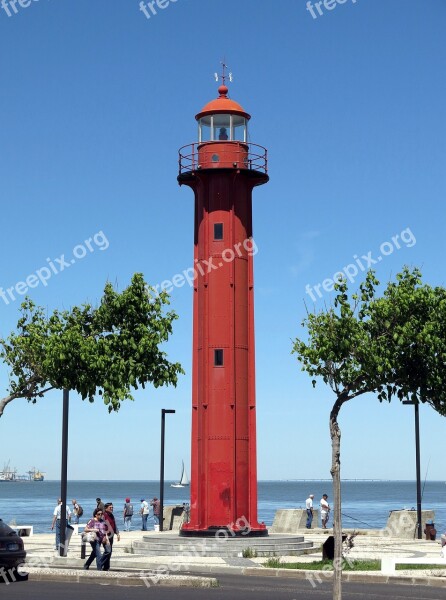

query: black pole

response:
[59,389,69,556]
[160,409,175,532]
[415,402,422,539]
[160,410,165,532]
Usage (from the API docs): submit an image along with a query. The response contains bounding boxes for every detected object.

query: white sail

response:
[170,460,190,488]
[180,462,190,486]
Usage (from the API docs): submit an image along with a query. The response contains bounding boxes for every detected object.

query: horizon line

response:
[28,478,445,483]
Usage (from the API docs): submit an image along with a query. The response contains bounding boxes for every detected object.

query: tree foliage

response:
[294,267,446,412]
[293,266,446,600]
[0,273,184,417]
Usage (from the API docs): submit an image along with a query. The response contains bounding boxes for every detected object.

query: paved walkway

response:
[15,528,446,588]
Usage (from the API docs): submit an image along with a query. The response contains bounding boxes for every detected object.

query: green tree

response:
[292,267,446,600]
[0,273,184,418]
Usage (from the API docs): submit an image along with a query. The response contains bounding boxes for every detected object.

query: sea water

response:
[0,480,444,534]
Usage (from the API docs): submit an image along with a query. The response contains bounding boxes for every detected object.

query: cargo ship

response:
[28,468,45,481]
[0,463,45,482]
[0,462,17,481]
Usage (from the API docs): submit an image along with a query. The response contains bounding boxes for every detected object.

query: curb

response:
[241,567,446,588]
[27,569,218,588]
[24,559,446,588]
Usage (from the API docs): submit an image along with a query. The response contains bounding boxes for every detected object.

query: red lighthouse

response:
[178,73,268,536]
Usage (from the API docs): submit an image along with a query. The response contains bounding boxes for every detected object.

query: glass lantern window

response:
[213,114,231,141]
[199,117,212,142]
[199,114,247,142]
[232,115,247,142]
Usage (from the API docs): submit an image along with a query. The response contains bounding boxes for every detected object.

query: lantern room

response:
[178,83,267,175]
[196,85,250,143]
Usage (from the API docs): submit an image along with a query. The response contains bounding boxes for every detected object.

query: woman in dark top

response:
[83,508,108,570]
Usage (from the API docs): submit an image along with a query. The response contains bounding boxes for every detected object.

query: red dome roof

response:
[196,85,251,121]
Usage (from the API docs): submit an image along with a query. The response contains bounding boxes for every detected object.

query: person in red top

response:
[150,497,160,528]
[102,502,120,571]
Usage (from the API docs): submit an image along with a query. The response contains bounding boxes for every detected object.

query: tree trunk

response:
[330,393,347,600]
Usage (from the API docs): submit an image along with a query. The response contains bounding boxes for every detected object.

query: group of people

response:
[51,495,161,570]
[123,497,160,531]
[306,493,331,529]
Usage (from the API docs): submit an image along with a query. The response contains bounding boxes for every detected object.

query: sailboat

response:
[171,461,190,488]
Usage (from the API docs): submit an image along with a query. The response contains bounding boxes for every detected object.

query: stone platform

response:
[270,509,320,532]
[132,532,313,557]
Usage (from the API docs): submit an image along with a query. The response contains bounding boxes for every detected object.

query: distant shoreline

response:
[7,478,443,483]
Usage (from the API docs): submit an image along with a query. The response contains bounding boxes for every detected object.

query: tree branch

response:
[0,393,21,419]
[0,380,55,418]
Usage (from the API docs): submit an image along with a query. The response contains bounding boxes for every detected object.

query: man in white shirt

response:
[140,498,150,531]
[320,494,330,529]
[305,494,314,529]
[51,498,71,552]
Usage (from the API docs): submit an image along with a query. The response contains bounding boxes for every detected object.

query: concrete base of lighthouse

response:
[132,531,314,558]
[179,526,269,538]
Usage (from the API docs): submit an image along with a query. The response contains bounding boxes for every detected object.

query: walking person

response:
[96,497,105,512]
[51,499,71,552]
[320,494,330,529]
[123,497,133,532]
[102,503,120,571]
[140,498,149,531]
[83,508,108,571]
[71,499,81,525]
[150,497,160,530]
[305,494,314,529]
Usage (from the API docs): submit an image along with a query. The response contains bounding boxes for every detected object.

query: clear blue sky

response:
[0,0,445,481]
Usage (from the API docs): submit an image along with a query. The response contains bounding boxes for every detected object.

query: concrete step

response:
[132,545,313,557]
[132,535,314,557]
[141,534,306,545]
[133,541,313,551]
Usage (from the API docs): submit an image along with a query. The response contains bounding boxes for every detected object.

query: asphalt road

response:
[2,575,446,600]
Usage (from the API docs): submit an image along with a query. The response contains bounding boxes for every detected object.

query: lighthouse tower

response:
[178,71,268,536]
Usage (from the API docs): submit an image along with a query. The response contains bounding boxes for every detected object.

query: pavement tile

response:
[19,529,446,588]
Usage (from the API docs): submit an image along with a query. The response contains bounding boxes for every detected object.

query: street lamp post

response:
[59,389,70,556]
[160,409,175,532]
[403,399,422,539]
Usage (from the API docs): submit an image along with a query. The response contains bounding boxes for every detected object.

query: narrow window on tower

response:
[214,349,224,367]
[214,223,223,240]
